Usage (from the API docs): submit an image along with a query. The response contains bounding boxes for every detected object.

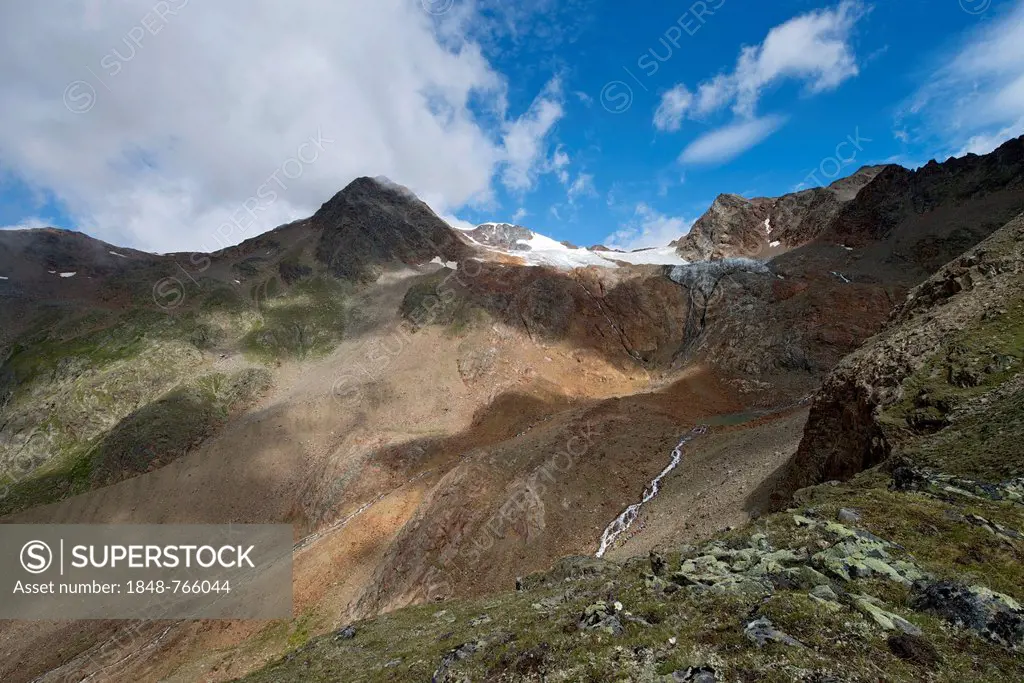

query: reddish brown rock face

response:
[672,166,890,262]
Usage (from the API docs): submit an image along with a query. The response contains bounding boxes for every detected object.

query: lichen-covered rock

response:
[854,595,923,636]
[912,581,1024,649]
[775,565,832,590]
[669,665,719,682]
[893,465,1024,505]
[650,549,667,577]
[811,523,927,585]
[578,601,625,635]
[809,584,844,612]
[744,617,805,648]
[964,513,1024,542]
[432,640,482,683]
[837,508,862,523]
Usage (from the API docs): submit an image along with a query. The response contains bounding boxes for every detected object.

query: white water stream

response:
[595,424,708,558]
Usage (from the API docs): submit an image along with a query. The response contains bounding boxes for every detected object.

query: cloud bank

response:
[0,0,567,252]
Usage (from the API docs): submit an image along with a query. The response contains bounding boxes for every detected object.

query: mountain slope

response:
[239,219,1024,683]
[4,140,1024,683]
[774,210,1024,500]
[675,135,1024,274]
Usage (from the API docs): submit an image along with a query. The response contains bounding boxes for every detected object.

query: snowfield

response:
[462,224,690,269]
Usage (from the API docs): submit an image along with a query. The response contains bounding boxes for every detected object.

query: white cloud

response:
[657,1,863,135]
[501,77,565,192]
[551,145,570,169]
[603,202,690,251]
[566,172,596,203]
[550,143,571,184]
[694,75,735,116]
[731,0,863,117]
[654,85,693,132]
[679,115,787,165]
[439,213,478,231]
[902,1,1024,154]
[575,91,594,106]
[511,207,528,222]
[0,0,565,253]
[956,119,1024,157]
[0,217,50,231]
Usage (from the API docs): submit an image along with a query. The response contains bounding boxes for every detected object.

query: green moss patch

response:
[0,369,270,515]
[399,270,491,337]
[242,276,349,360]
[879,298,1024,481]
[904,389,1024,481]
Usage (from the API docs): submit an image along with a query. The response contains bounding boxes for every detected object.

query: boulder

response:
[912,581,1024,649]
[854,595,922,635]
[744,617,804,648]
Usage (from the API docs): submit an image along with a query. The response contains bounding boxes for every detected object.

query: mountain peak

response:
[463,222,536,251]
[312,176,467,281]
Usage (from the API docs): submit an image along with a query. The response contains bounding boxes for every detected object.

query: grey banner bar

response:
[0,525,292,619]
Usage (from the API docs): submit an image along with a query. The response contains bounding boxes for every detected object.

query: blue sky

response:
[1,0,1023,252]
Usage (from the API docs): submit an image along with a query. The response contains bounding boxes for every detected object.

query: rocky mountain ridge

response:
[675,135,1024,274]
[672,165,890,261]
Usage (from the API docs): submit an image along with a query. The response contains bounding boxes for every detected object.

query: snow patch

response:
[769,240,781,248]
[830,271,852,284]
[471,223,690,269]
[59,272,77,278]
[764,217,772,235]
[597,246,689,266]
[0,276,8,280]
[430,256,459,269]
[510,233,616,269]
[108,250,127,258]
